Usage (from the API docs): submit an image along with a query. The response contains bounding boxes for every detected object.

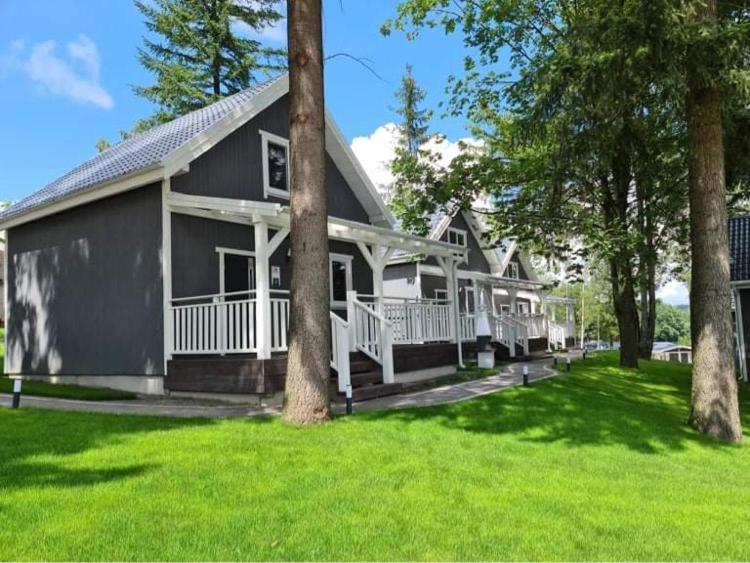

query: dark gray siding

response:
[6,184,163,376]
[740,289,750,374]
[420,274,447,299]
[426,213,492,273]
[171,95,370,224]
[171,214,372,299]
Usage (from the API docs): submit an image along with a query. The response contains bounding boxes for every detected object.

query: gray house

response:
[1,75,477,400]
[730,216,750,382]
[384,209,577,358]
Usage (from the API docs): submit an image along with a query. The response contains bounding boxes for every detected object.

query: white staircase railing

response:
[492,315,517,358]
[347,292,395,384]
[548,321,566,350]
[505,316,529,356]
[330,312,351,393]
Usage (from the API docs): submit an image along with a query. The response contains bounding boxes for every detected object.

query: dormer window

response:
[261,130,290,199]
[447,227,467,247]
[507,261,519,279]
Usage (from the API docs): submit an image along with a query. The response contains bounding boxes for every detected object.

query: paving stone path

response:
[0,355,575,418]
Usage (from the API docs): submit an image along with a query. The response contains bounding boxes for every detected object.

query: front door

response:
[224,253,255,300]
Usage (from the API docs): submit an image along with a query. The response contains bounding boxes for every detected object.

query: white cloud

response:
[0,35,113,109]
[350,122,481,201]
[231,1,287,44]
[657,279,690,306]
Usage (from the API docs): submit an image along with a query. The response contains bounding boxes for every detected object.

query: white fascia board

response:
[167,193,465,258]
[324,111,396,228]
[0,165,165,231]
[161,76,289,178]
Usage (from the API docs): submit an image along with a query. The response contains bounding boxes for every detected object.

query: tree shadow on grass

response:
[365,354,748,454]
[0,409,227,492]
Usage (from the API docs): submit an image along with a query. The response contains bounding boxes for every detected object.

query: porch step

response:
[350,360,377,374]
[350,370,383,386]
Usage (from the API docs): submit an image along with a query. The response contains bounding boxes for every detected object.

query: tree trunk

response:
[685,0,742,442]
[282,0,331,424]
[610,257,640,368]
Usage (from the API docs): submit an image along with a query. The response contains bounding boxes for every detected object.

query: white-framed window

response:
[261,130,290,199]
[216,247,255,298]
[507,261,519,279]
[329,253,353,307]
[500,304,511,315]
[447,227,467,247]
[434,289,448,301]
[517,302,530,315]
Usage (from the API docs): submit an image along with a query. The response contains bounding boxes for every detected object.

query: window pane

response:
[331,260,347,302]
[267,141,288,192]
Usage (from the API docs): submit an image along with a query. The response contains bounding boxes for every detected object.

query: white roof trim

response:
[2,74,395,232]
[324,112,395,228]
[166,192,466,259]
[0,165,165,230]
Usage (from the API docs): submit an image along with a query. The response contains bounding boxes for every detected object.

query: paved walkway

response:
[0,356,566,418]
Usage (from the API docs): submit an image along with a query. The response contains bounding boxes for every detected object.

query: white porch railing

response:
[270,290,290,351]
[381,297,453,344]
[330,312,351,393]
[170,290,291,355]
[512,313,546,338]
[348,292,395,384]
[171,291,258,354]
[460,313,476,342]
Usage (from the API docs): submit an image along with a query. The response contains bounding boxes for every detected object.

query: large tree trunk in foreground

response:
[686,0,741,442]
[610,258,641,369]
[283,0,331,424]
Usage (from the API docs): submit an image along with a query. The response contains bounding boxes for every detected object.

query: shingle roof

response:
[730,216,750,282]
[0,75,285,224]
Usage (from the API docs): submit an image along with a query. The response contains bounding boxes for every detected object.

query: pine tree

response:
[388,65,440,234]
[394,65,432,157]
[134,0,285,125]
[282,0,331,425]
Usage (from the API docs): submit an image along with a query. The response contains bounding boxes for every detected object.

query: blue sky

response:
[0,0,471,203]
[0,0,688,304]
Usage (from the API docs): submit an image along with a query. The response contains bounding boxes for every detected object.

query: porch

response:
[163,193,575,398]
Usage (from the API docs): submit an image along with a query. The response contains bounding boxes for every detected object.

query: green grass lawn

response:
[0,328,136,400]
[1,353,750,560]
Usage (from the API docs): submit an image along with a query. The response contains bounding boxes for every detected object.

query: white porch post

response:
[508,287,518,316]
[346,290,357,352]
[453,259,464,367]
[161,178,173,373]
[357,242,394,315]
[254,221,272,359]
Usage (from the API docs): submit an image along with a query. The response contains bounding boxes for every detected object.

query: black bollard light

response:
[11,379,22,409]
[583,349,588,360]
[345,384,353,415]
[566,356,571,372]
[553,356,558,367]
[523,365,530,387]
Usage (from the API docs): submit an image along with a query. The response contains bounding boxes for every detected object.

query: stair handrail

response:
[347,291,395,384]
[505,316,530,355]
[493,315,517,358]
[330,312,351,393]
[547,320,565,350]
